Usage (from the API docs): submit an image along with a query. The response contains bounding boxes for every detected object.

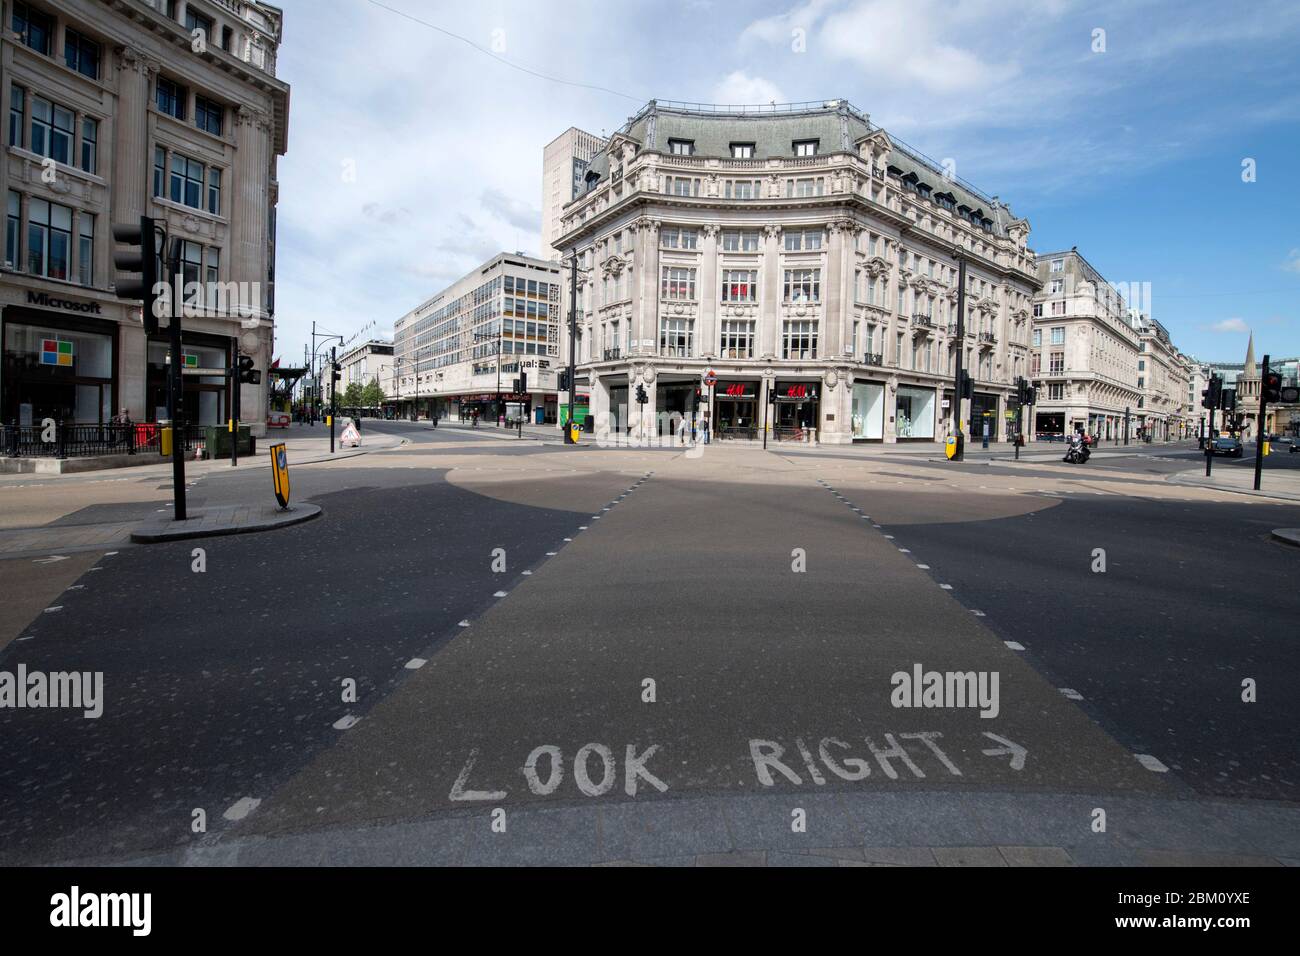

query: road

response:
[1,421,1297,866]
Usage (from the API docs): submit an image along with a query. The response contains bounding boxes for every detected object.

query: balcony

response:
[979,331,997,345]
[602,348,622,361]
[863,351,884,366]
[911,315,935,330]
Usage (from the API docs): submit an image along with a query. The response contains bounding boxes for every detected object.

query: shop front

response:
[971,392,1000,441]
[146,331,231,425]
[894,384,936,441]
[772,380,820,441]
[850,380,885,441]
[2,306,117,425]
[713,379,760,439]
[1035,411,1065,439]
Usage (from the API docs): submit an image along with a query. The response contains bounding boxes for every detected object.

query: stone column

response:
[761,223,782,358]
[699,224,719,359]
[232,105,272,317]
[825,220,848,360]
[112,48,155,227]
[635,219,660,355]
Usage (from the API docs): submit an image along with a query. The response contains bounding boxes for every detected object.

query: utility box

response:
[203,424,255,459]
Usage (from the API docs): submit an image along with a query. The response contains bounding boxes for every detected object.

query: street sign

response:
[340,421,361,447]
[703,369,717,387]
[270,442,290,509]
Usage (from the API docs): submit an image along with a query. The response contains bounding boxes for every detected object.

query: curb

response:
[1270,528,1300,547]
[129,503,322,543]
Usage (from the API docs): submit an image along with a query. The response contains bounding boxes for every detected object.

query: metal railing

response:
[3,421,207,458]
[602,348,622,361]
[863,351,884,366]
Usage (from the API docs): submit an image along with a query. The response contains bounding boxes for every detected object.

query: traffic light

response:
[112,216,161,336]
[512,377,521,394]
[959,369,973,401]
[1202,375,1223,410]
[557,369,570,391]
[1220,387,1236,413]
[519,371,527,394]
[1014,376,1032,407]
[1263,371,1282,404]
[237,355,259,385]
[635,383,648,404]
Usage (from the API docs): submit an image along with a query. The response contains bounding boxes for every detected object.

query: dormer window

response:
[730,142,755,159]
[668,139,694,156]
[793,139,819,157]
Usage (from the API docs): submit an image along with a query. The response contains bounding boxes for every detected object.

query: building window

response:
[719,319,755,359]
[12,2,53,56]
[78,213,93,285]
[661,227,697,250]
[80,117,97,173]
[6,191,19,266]
[1032,328,1041,347]
[221,25,234,51]
[783,268,820,303]
[1049,351,1064,373]
[30,97,74,165]
[730,142,755,159]
[667,176,699,197]
[660,266,696,300]
[207,167,221,215]
[153,146,166,197]
[721,269,757,302]
[786,177,825,198]
[659,317,693,357]
[195,96,223,136]
[1032,303,1043,318]
[1050,301,1066,316]
[27,197,72,279]
[782,320,818,359]
[1049,278,1063,294]
[1050,258,1064,272]
[1050,326,1065,345]
[169,153,206,209]
[205,247,220,308]
[783,229,823,252]
[185,8,214,43]
[64,28,101,79]
[180,240,203,286]
[668,139,694,156]
[156,77,186,120]
[9,86,23,148]
[793,139,818,156]
[724,179,759,199]
[722,230,758,252]
[1048,383,1064,400]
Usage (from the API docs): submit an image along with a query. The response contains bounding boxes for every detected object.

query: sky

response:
[270,0,1300,368]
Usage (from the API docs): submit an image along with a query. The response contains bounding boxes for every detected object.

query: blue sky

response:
[271,0,1300,368]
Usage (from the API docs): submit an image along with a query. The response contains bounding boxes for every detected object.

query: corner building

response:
[552,100,1040,444]
[1,0,288,435]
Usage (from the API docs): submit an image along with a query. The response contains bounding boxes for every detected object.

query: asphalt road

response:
[1,426,1296,864]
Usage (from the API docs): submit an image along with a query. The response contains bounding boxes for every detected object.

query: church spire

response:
[1243,332,1256,378]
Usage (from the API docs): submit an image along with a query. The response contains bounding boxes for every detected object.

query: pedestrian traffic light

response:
[1263,371,1282,404]
[635,383,648,404]
[959,369,973,401]
[237,354,260,385]
[112,216,161,336]
[519,371,527,394]
[557,369,570,391]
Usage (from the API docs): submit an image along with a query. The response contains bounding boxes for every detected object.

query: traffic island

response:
[130,503,321,543]
[1271,528,1300,548]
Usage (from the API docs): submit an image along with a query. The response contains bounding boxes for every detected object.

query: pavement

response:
[1,421,1296,866]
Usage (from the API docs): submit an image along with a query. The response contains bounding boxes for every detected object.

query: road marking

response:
[898,548,911,553]
[1004,640,1024,650]
[405,658,427,669]
[1136,753,1169,773]
[1059,688,1083,700]
[578,526,588,530]
[65,585,85,591]
[970,609,985,617]
[916,564,930,569]
[493,591,508,598]
[546,551,557,556]
[521,570,532,575]
[44,606,63,613]
[939,584,952,590]
[104,551,118,556]
[458,620,471,627]
[33,555,69,564]
[981,732,1028,771]
[883,535,895,539]
[333,715,360,730]
[222,796,261,821]
[563,537,572,542]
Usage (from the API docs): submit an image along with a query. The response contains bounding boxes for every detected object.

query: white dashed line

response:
[939,584,952,590]
[521,570,532,575]
[44,606,62,613]
[1004,640,1024,650]
[332,715,360,730]
[458,620,471,627]
[916,564,930,569]
[1135,754,1169,773]
[970,609,986,617]
[222,796,261,821]
[546,551,557,556]
[405,658,427,669]
[493,591,508,598]
[1059,688,1083,700]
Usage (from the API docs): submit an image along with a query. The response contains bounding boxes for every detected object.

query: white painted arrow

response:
[33,555,69,564]
[981,732,1028,771]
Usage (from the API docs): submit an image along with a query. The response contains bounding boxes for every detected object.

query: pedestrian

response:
[677,414,688,446]
[702,413,711,445]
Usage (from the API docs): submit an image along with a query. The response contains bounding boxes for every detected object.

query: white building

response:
[392,252,563,423]
[328,338,392,407]
[541,127,604,261]
[552,100,1040,445]
[1,0,288,435]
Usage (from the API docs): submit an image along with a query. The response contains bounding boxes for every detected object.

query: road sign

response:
[703,369,717,387]
[270,442,290,509]
[340,421,361,447]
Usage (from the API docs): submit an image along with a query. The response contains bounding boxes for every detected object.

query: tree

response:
[342,382,365,407]
[362,379,385,408]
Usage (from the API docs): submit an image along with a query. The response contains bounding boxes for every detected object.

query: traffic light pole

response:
[330,346,337,455]
[231,353,240,468]
[951,256,967,461]
[166,242,187,520]
[1205,404,1215,477]
[566,257,577,444]
[1254,355,1270,491]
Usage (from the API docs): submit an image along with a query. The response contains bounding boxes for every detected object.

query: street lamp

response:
[561,253,593,444]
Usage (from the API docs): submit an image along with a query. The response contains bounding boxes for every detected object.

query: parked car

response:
[1208,437,1244,458]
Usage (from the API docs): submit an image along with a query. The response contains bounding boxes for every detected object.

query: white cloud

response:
[1283,249,1300,273]
[1209,318,1250,334]
[710,71,786,105]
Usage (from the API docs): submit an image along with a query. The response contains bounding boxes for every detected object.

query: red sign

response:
[785,384,809,398]
[703,369,717,387]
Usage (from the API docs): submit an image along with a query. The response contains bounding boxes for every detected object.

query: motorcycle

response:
[1063,441,1091,464]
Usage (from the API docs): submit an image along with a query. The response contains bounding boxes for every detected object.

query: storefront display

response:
[2,314,116,424]
[773,380,820,439]
[714,380,759,438]
[851,381,884,440]
[895,385,936,440]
